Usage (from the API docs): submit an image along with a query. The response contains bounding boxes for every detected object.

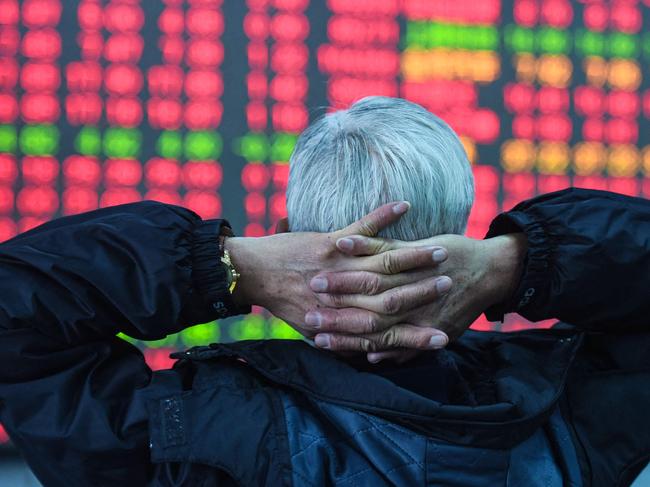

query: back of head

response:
[286,96,474,240]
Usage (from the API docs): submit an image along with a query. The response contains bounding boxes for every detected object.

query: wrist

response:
[224,236,263,308]
[483,233,527,308]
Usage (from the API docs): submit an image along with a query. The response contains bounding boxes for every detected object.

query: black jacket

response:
[0,189,648,486]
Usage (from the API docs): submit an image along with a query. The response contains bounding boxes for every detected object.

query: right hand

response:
[306,233,527,362]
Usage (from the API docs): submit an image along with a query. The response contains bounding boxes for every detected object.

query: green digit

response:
[180,321,221,347]
[576,29,605,57]
[267,318,302,340]
[234,132,269,161]
[475,26,499,50]
[229,315,266,341]
[104,127,141,158]
[538,27,570,54]
[185,131,222,161]
[609,32,638,58]
[157,131,183,159]
[428,22,446,48]
[75,126,101,156]
[20,125,58,155]
[505,25,535,53]
[0,125,17,153]
[270,133,297,162]
[405,21,426,49]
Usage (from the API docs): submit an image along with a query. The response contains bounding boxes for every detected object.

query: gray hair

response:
[286,96,474,240]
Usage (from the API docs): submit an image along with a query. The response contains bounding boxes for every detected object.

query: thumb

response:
[337,201,410,238]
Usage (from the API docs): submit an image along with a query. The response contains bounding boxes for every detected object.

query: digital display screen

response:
[0,0,648,400]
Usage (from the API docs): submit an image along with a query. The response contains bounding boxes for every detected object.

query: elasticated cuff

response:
[483,209,554,322]
[191,219,251,319]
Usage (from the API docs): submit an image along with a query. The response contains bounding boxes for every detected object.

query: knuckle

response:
[382,252,399,274]
[360,338,374,352]
[315,241,333,259]
[362,274,382,295]
[358,220,376,236]
[382,292,402,315]
[366,314,379,333]
[328,294,347,308]
[381,328,398,348]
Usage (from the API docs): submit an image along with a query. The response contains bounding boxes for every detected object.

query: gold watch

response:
[220,246,240,294]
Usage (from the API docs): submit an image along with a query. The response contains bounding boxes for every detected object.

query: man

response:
[284,96,480,358]
[0,97,648,487]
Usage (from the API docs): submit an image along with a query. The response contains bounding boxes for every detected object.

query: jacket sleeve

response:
[0,201,248,486]
[484,188,650,332]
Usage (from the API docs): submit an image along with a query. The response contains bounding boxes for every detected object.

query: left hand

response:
[225,202,452,343]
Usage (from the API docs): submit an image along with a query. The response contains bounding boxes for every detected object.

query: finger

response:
[315,325,449,352]
[310,269,433,295]
[351,246,448,275]
[335,235,399,256]
[310,248,448,294]
[304,308,392,334]
[337,201,410,238]
[315,276,453,315]
[367,349,420,364]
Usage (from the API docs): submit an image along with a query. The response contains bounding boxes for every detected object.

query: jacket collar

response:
[175,328,582,448]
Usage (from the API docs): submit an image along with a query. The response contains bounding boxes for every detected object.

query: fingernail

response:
[337,238,354,251]
[428,335,448,349]
[432,248,448,263]
[314,334,331,349]
[367,354,382,364]
[305,312,322,329]
[392,201,410,214]
[436,276,452,294]
[310,276,328,292]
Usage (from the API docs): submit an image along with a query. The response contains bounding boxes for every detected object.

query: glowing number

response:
[184,131,222,160]
[573,142,606,176]
[241,163,270,192]
[267,318,302,339]
[183,161,223,190]
[22,156,58,185]
[607,145,639,177]
[235,132,269,161]
[104,159,142,187]
[63,155,101,187]
[145,158,182,189]
[103,127,141,159]
[537,141,570,174]
[0,125,17,153]
[156,131,183,159]
[74,126,101,156]
[501,139,536,172]
[183,191,221,219]
[180,321,221,347]
[19,124,58,155]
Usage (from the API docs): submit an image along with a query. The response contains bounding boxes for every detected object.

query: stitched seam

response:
[284,405,343,473]
[345,407,425,469]
[292,468,319,487]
